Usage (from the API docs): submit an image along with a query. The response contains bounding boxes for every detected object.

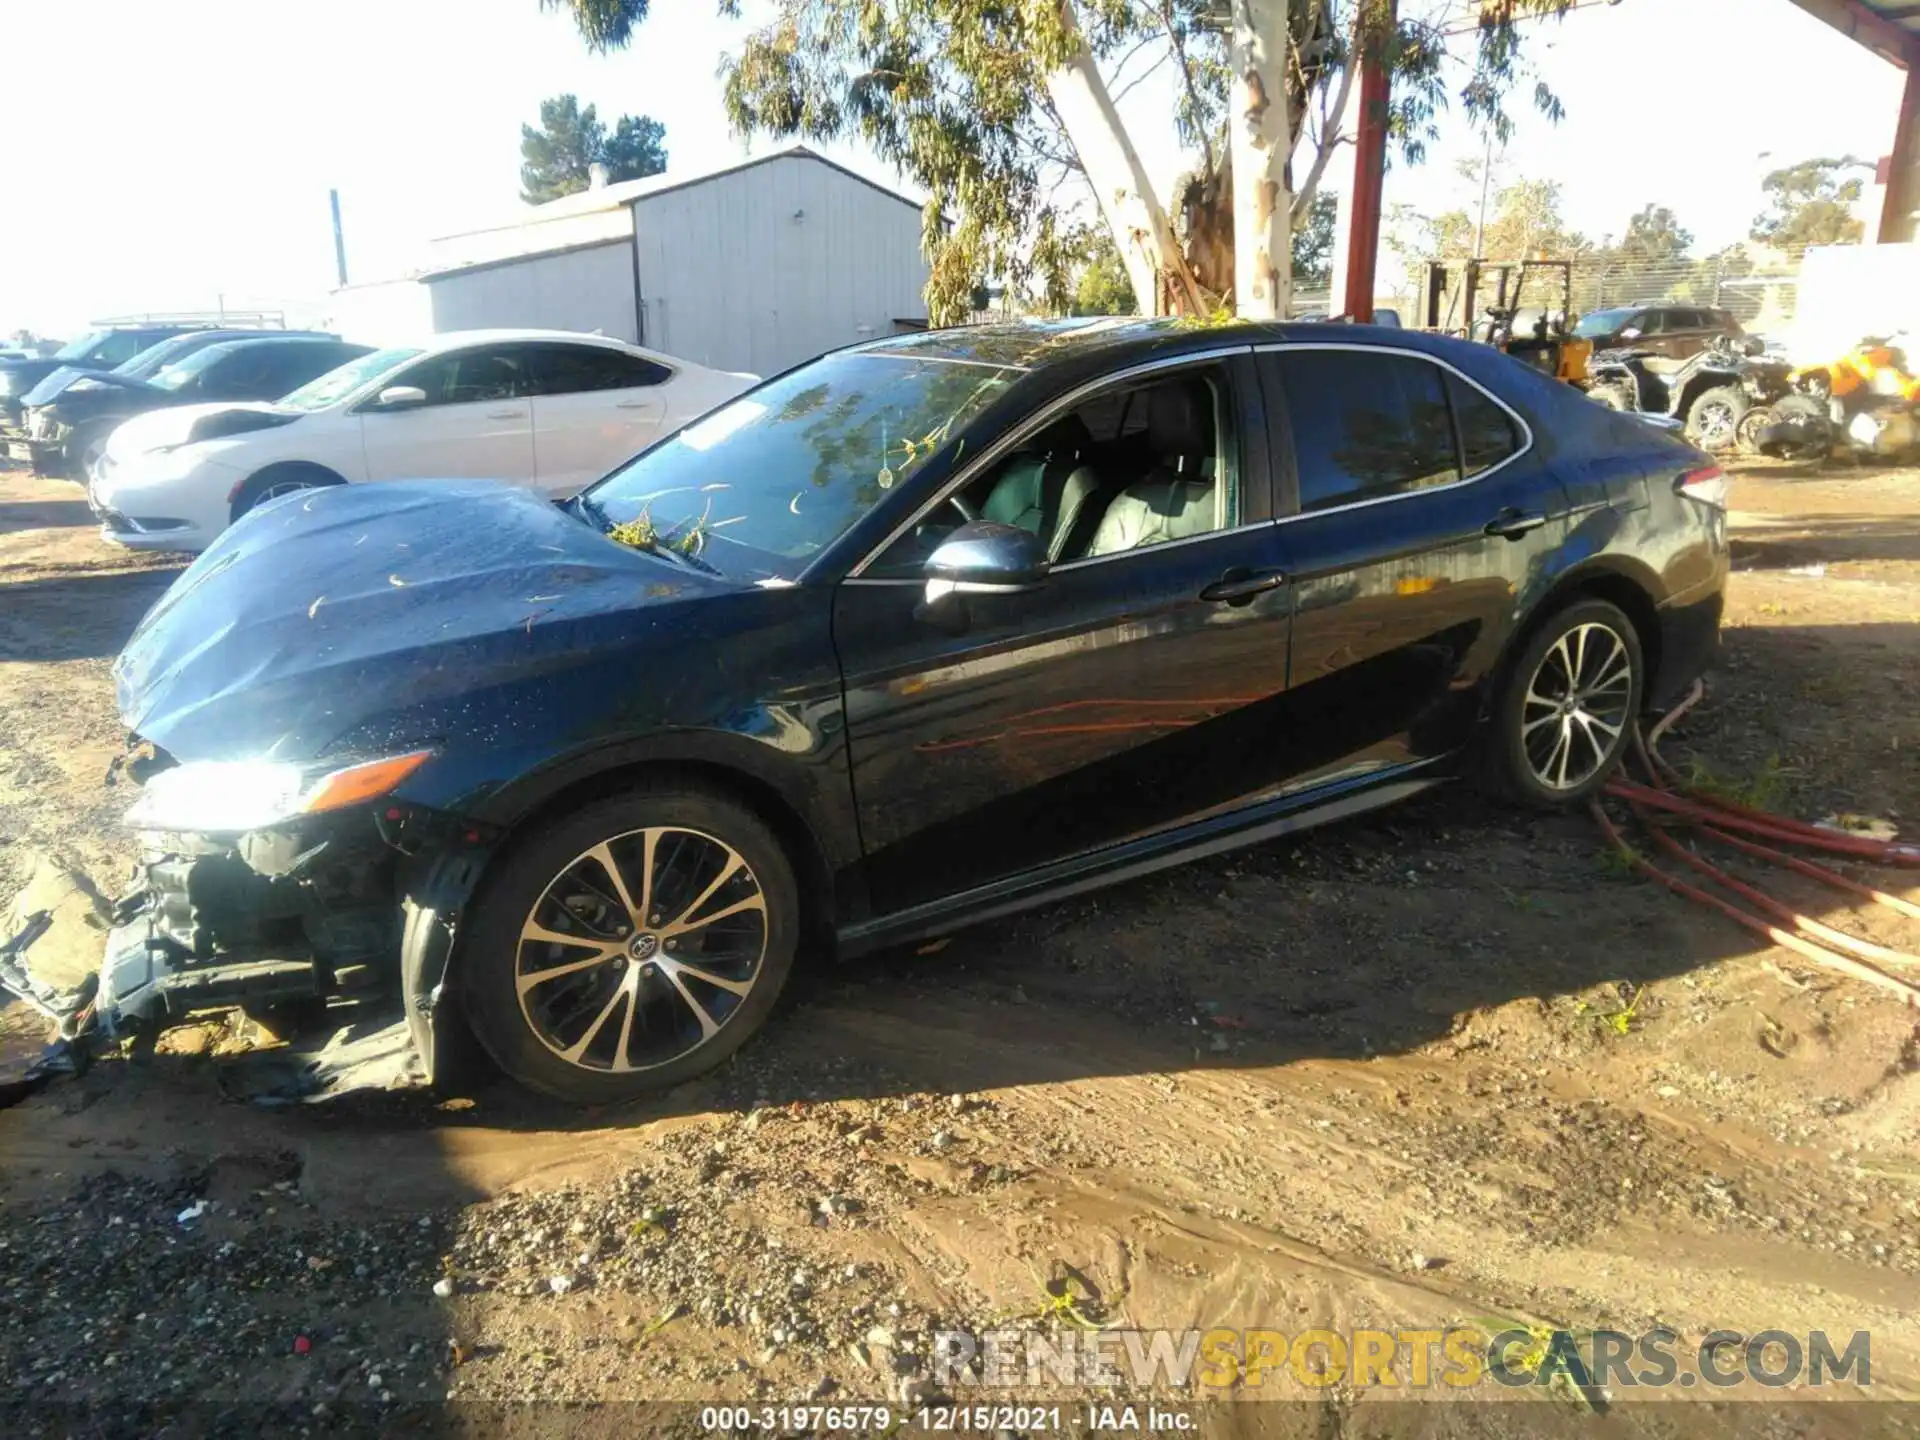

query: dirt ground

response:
[1,458,1917,1434]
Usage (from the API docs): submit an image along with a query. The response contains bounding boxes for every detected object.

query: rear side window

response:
[1271,350,1461,512]
[1447,374,1521,477]
[525,344,672,396]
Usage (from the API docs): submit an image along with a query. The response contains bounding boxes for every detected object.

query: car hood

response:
[0,358,63,394]
[105,400,285,458]
[22,365,137,406]
[115,480,728,764]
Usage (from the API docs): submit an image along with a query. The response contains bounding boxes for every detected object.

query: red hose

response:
[1605,778,1920,865]
[1589,683,1920,1006]
[1629,804,1920,970]
[1589,801,1920,1006]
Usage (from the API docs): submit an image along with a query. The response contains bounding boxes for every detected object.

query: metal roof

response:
[1790,0,1920,65]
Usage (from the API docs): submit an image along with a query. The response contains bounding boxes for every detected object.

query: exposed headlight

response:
[124,750,433,834]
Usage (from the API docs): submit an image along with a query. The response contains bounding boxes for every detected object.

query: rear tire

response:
[1483,599,1644,810]
[229,462,343,523]
[1686,385,1748,451]
[459,782,800,1105]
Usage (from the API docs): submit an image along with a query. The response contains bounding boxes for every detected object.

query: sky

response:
[0,0,1908,338]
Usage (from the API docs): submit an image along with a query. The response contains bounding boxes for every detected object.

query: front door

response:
[1255,342,1572,791]
[833,352,1297,917]
[357,343,536,484]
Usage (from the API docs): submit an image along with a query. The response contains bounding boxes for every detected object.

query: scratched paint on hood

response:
[114,479,723,764]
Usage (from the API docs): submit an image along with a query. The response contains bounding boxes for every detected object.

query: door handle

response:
[487,408,526,420]
[1484,509,1548,540]
[615,399,656,411]
[1200,567,1288,605]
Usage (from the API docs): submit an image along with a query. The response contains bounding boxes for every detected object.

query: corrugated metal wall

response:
[425,240,638,343]
[632,155,929,375]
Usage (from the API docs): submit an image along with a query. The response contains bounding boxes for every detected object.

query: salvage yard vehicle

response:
[1,323,218,441]
[1751,336,1920,460]
[2,319,1728,1104]
[20,335,371,479]
[1425,258,1593,387]
[1586,333,1792,451]
[1572,304,1745,361]
[84,329,755,551]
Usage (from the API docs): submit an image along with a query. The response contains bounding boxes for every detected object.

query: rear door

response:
[1256,342,1570,791]
[356,343,536,484]
[524,342,676,495]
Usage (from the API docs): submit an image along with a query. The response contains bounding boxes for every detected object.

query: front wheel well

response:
[229,462,346,521]
[485,758,837,953]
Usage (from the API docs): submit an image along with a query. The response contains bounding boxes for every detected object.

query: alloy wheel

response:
[515,826,768,1073]
[1694,401,1738,450]
[1519,622,1635,792]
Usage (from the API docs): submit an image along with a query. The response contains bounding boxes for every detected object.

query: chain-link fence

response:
[1294,245,1810,339]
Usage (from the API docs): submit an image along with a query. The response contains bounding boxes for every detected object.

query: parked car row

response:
[3,316,1732,1107]
[3,324,757,552]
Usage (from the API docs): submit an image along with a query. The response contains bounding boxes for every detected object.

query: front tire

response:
[1588,381,1636,412]
[1686,385,1748,451]
[1485,599,1644,810]
[229,462,343,523]
[460,782,799,1104]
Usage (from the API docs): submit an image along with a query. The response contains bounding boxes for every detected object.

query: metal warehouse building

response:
[419,146,932,376]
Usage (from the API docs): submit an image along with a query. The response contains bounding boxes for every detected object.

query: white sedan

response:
[88,329,756,552]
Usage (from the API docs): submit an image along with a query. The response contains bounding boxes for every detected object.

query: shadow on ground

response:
[0,565,182,662]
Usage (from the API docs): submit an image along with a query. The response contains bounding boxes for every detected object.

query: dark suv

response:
[1574,305,1744,360]
[1,325,210,441]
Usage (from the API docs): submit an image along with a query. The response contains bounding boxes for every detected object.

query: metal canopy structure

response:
[1790,0,1920,241]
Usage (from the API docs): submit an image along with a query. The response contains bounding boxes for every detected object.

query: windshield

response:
[53,330,110,361]
[149,344,241,391]
[1574,309,1636,339]
[580,351,1022,581]
[277,346,421,412]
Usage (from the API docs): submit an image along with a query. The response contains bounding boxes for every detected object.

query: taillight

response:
[1676,463,1727,508]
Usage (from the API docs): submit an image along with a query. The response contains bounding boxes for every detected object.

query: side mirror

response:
[371,384,428,411]
[921,520,1048,606]
[1619,327,1643,341]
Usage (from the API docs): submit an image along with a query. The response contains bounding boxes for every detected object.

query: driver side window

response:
[387,346,531,408]
[866,364,1239,579]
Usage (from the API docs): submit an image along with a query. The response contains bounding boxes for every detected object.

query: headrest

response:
[1144,380,1206,456]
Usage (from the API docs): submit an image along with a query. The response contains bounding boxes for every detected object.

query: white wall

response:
[425,241,637,343]
[632,154,929,375]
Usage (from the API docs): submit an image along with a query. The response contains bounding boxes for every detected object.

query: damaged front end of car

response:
[1,739,495,1103]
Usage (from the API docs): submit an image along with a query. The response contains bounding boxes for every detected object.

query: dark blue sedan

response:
[83,318,1728,1102]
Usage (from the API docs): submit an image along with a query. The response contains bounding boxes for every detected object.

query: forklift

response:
[1423,258,1591,387]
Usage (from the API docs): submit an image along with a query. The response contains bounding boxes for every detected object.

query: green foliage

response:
[1292,191,1337,286]
[1752,156,1870,248]
[1069,227,1138,316]
[548,0,1575,319]
[1424,174,1589,261]
[520,93,668,204]
[1617,203,1692,264]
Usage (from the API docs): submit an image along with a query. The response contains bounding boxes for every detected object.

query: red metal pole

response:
[1342,0,1395,322]
[1880,63,1920,244]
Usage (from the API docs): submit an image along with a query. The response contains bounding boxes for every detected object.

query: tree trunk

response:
[1229,0,1294,320]
[1044,4,1203,315]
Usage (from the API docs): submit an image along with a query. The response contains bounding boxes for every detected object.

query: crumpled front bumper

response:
[0,792,487,1105]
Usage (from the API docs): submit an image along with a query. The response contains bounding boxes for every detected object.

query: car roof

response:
[846,314,1491,375]
[422,328,641,352]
